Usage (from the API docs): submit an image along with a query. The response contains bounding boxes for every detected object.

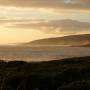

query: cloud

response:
[5,19,90,35]
[0,0,90,10]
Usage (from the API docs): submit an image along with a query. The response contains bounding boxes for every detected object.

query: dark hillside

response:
[0,56,90,90]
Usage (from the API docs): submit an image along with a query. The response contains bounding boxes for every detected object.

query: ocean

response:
[0,46,90,62]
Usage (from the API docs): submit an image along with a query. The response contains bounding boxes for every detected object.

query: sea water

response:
[0,46,90,62]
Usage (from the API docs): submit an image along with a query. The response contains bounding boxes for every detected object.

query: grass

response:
[0,56,90,90]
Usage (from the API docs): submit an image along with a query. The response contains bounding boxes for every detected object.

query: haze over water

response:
[0,46,90,62]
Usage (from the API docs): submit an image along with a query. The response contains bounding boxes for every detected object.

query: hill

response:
[0,56,90,90]
[26,34,90,46]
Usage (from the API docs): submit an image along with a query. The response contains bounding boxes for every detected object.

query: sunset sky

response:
[0,0,90,45]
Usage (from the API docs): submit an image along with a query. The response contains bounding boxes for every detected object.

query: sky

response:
[0,0,90,45]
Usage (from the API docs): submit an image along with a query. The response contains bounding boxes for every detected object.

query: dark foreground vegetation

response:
[0,56,90,90]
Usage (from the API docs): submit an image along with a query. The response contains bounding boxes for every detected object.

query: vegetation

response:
[0,56,90,90]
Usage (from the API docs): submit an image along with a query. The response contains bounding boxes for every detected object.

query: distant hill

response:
[25,34,90,46]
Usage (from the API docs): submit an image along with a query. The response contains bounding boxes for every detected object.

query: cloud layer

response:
[0,0,90,10]
[4,19,90,35]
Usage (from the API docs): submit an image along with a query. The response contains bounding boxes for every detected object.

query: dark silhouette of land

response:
[0,56,90,90]
[25,34,90,46]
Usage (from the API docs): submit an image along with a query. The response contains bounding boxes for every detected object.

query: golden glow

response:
[0,28,61,45]
[0,5,89,45]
